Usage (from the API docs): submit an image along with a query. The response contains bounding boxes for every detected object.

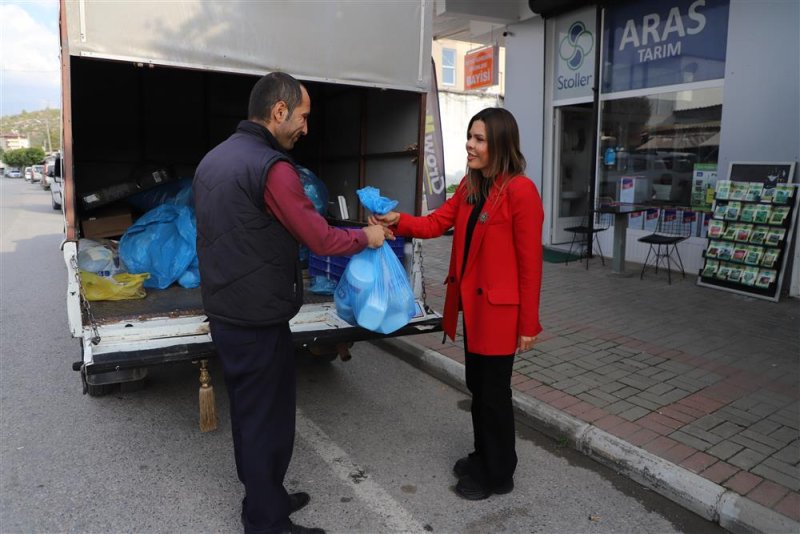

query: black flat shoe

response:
[289,492,311,514]
[452,453,480,478]
[242,493,312,530]
[288,521,326,534]
[455,474,514,501]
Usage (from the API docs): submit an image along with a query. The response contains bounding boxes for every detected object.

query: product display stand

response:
[696,162,798,302]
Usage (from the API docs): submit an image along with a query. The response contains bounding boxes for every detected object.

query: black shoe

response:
[289,492,311,514]
[289,521,326,534]
[455,474,514,501]
[242,493,312,530]
[452,453,480,478]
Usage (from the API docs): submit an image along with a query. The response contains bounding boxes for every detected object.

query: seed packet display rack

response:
[696,162,798,302]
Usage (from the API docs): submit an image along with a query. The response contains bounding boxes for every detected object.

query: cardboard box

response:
[81,205,134,239]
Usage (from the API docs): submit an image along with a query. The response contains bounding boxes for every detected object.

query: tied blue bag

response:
[119,204,200,289]
[334,242,416,334]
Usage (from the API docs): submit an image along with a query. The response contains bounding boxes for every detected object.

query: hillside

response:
[0,108,61,153]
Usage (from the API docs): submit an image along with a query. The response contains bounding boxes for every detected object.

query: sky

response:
[1,0,61,116]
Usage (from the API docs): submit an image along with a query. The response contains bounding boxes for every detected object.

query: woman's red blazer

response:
[394,175,543,355]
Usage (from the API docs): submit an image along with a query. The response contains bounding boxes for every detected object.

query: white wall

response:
[503,16,547,210]
[719,1,800,297]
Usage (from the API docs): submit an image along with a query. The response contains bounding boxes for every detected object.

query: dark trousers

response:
[210,319,295,534]
[464,345,517,486]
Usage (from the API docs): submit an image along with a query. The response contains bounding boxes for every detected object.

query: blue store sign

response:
[602,0,729,93]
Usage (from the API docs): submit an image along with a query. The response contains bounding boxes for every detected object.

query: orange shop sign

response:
[464,45,498,90]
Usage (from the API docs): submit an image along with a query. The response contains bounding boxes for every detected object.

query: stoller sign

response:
[464,45,498,90]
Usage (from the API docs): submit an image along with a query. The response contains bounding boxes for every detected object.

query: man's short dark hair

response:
[248,72,303,122]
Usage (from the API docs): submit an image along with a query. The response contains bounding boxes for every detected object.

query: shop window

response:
[599,86,722,207]
[441,48,456,86]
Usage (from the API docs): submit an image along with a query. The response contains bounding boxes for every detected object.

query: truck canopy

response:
[63,0,432,93]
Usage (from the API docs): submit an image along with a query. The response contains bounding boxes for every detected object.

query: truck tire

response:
[86,383,117,397]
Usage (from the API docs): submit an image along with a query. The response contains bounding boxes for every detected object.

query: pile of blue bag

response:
[119,178,200,289]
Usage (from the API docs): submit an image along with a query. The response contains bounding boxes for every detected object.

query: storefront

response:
[502,0,799,297]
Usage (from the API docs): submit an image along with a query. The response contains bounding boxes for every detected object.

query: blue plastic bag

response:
[119,204,200,289]
[127,177,194,211]
[356,186,398,215]
[297,166,329,263]
[334,242,415,334]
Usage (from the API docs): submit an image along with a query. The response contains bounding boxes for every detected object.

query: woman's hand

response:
[517,335,538,353]
[368,211,401,227]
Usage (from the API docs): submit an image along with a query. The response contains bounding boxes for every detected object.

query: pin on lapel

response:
[478,212,489,224]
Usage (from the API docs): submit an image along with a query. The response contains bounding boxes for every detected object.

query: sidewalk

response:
[392,235,799,533]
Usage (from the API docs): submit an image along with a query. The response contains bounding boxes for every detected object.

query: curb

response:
[377,337,800,534]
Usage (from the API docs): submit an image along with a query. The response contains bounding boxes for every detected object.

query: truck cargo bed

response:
[86,277,333,325]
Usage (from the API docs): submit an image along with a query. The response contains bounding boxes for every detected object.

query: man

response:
[194,72,387,534]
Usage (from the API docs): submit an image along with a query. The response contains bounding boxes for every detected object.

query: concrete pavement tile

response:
[729,448,770,470]
[775,492,800,522]
[618,405,650,421]
[724,471,764,495]
[577,391,616,408]
[550,394,582,410]
[730,434,782,456]
[680,451,719,474]
[700,461,739,484]
[670,430,714,451]
[607,421,642,440]
[768,411,800,430]
[596,381,626,394]
[627,428,661,446]
[605,399,636,416]
[656,404,697,425]
[770,426,800,446]
[753,459,800,491]
[645,382,676,396]
[714,408,760,429]
[612,386,641,399]
[747,480,791,508]
[748,418,784,436]
[618,374,659,390]
[706,440,745,461]
[642,435,681,456]
[740,428,789,450]
[676,426,725,446]
[593,414,627,432]
[660,404,705,423]
[625,394,663,412]
[692,413,729,432]
[577,407,607,423]
[639,388,692,406]
[772,441,800,464]
[661,443,698,464]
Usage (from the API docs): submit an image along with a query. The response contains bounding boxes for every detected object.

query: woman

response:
[371,107,543,500]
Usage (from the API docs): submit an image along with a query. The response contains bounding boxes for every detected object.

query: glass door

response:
[552,103,594,244]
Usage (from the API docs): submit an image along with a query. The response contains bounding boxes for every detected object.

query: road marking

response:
[296,409,425,533]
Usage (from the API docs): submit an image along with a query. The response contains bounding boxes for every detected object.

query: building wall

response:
[501,1,799,296]
[717,1,800,173]
[503,17,547,203]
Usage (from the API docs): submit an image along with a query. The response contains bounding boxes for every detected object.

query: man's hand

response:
[363,224,387,248]
[368,211,401,226]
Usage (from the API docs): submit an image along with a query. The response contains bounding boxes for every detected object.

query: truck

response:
[58,1,443,420]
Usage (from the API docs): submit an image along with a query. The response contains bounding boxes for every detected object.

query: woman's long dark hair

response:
[464,107,526,204]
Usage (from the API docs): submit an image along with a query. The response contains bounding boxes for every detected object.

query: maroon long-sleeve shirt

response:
[264,161,367,256]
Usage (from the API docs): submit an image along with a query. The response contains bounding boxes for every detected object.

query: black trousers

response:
[464,345,517,486]
[210,319,295,534]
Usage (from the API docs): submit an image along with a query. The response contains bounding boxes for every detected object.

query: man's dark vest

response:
[194,120,302,326]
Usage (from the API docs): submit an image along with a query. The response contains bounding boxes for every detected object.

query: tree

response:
[1,147,46,168]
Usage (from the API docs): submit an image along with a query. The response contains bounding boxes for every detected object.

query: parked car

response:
[6,167,22,179]
[46,155,62,210]
[34,165,47,188]
[24,167,34,181]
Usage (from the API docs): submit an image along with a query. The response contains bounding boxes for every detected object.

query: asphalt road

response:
[0,178,723,533]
